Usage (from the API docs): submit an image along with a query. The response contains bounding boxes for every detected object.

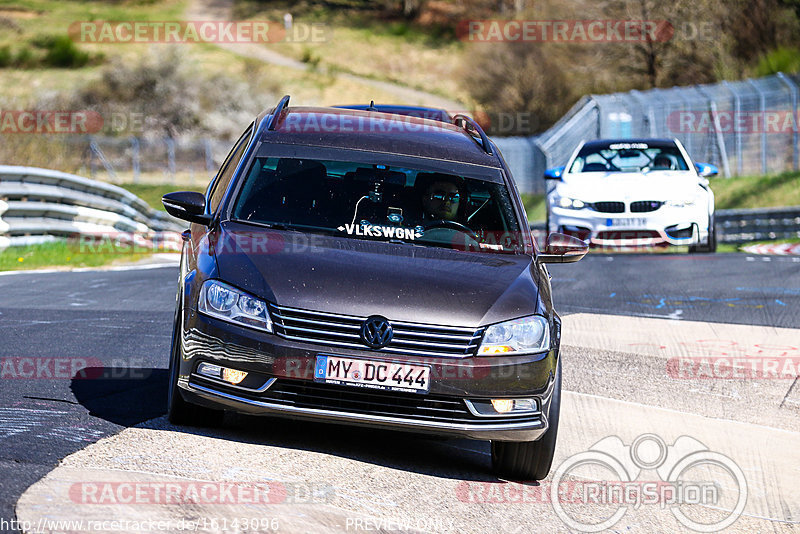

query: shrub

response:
[0,46,11,67]
[41,35,90,68]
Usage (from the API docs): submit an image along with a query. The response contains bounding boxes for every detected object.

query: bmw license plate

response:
[607,218,647,227]
[314,355,430,393]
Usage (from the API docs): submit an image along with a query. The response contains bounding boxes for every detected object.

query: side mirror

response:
[694,162,718,178]
[162,191,212,225]
[537,232,588,264]
[544,166,566,180]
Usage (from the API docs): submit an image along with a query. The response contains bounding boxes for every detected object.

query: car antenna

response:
[366,100,378,111]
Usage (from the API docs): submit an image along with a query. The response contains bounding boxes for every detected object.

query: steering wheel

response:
[423,219,480,241]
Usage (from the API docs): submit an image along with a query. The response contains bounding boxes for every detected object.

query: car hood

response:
[213,222,544,327]
[559,171,703,201]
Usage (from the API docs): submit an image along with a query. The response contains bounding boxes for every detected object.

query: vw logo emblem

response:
[360,316,393,349]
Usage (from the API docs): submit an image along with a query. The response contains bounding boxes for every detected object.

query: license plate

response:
[607,218,647,227]
[314,355,430,394]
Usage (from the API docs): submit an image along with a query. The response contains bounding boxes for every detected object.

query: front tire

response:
[689,215,716,253]
[167,302,224,427]
[491,360,561,481]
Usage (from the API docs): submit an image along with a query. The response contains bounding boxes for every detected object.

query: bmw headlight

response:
[478,316,550,355]
[198,280,273,332]
[555,196,586,210]
[666,199,696,208]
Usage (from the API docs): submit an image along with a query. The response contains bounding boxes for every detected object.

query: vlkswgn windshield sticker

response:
[337,223,423,240]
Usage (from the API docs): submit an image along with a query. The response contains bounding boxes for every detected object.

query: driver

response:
[421,178,462,221]
[652,155,674,170]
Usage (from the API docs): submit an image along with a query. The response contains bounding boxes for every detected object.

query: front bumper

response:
[550,205,709,247]
[176,311,558,441]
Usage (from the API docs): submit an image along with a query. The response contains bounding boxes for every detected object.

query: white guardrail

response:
[0,165,184,250]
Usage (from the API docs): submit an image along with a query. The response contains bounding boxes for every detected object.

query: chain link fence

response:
[496,73,800,194]
[52,136,235,188]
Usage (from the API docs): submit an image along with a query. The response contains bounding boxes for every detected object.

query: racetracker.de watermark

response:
[0,357,151,380]
[456,19,674,42]
[69,481,334,505]
[0,110,103,134]
[69,21,330,44]
[667,356,800,379]
[668,110,800,134]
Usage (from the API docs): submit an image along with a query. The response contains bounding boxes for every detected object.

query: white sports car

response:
[545,138,717,252]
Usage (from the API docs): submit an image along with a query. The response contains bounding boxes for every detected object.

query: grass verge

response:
[710,171,800,209]
[0,240,153,271]
[520,193,546,223]
[117,183,203,212]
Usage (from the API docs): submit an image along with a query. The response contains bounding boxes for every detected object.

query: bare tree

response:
[463,41,574,134]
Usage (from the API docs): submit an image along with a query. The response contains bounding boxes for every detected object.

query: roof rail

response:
[267,95,291,131]
[453,114,493,155]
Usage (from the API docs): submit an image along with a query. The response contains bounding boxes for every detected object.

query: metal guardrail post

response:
[776,72,799,171]
[747,79,769,175]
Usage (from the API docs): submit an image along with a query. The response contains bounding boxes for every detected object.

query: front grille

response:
[250,379,537,425]
[269,304,484,358]
[590,201,625,213]
[630,200,663,213]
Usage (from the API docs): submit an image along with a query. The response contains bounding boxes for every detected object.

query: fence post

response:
[130,137,140,183]
[721,81,743,176]
[675,90,694,156]
[747,79,768,175]
[88,136,96,179]
[776,72,799,171]
[166,137,176,183]
[629,90,657,137]
[204,138,215,178]
[697,85,732,178]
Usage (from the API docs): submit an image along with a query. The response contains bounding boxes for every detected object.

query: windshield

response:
[231,157,522,253]
[569,142,690,173]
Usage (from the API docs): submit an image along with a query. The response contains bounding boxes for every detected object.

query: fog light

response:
[466,398,540,417]
[222,368,248,385]
[197,362,222,379]
[197,362,248,385]
[512,399,537,411]
[491,399,514,413]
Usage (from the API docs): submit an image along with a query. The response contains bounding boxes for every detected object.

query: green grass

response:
[117,182,202,211]
[520,193,546,223]
[710,171,800,209]
[0,240,153,271]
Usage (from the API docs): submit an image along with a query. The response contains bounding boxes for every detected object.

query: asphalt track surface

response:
[1,252,799,533]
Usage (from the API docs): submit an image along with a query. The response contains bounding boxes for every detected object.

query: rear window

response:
[231,157,522,253]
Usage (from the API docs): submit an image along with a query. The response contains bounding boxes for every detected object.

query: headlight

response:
[478,316,550,356]
[666,199,696,208]
[555,196,586,210]
[198,280,273,332]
